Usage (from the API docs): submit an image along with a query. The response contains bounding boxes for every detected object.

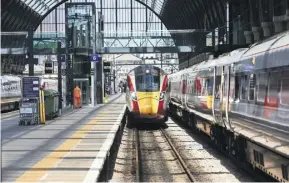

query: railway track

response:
[109,118,255,182]
[134,127,196,182]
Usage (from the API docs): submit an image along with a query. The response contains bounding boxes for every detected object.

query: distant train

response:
[126,65,169,127]
[168,31,289,182]
[1,75,22,112]
[0,75,62,113]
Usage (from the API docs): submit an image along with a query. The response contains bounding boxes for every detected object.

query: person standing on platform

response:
[73,85,82,108]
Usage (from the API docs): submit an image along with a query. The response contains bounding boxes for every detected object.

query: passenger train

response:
[168,31,289,182]
[126,65,169,127]
[1,75,22,112]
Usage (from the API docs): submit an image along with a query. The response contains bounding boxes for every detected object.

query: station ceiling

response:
[2,0,227,32]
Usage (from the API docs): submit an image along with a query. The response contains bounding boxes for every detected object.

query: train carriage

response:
[168,30,289,182]
[126,65,169,127]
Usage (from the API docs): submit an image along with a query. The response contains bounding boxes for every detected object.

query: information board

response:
[22,77,40,98]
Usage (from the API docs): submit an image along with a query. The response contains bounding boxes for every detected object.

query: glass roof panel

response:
[19,0,63,15]
[35,4,43,12]
[143,0,164,15]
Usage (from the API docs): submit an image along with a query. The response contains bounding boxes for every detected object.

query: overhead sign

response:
[22,77,40,98]
[90,54,99,62]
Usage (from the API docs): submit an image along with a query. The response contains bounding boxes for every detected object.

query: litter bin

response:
[44,89,59,119]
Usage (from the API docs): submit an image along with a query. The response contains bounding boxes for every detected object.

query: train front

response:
[126,66,168,123]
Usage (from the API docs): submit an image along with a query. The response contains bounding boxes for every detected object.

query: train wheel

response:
[126,113,134,129]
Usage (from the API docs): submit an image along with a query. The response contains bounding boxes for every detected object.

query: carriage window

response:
[268,72,279,104]
[231,75,239,100]
[240,75,248,100]
[280,73,289,106]
[215,75,221,99]
[249,74,256,101]
[257,73,268,103]
[195,77,202,96]
[206,77,213,95]
[191,78,195,94]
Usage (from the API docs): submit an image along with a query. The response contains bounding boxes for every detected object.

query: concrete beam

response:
[2,46,194,56]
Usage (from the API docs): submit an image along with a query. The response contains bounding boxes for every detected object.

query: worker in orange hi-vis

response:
[73,85,82,108]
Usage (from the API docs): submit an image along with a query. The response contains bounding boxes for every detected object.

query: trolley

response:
[19,98,39,125]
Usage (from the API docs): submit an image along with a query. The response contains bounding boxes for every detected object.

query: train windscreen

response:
[135,67,160,92]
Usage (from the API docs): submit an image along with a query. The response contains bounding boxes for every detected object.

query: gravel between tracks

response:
[109,118,255,182]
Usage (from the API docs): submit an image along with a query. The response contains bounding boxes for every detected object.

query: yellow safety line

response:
[15,114,106,182]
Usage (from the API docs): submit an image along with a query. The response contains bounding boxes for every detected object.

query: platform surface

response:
[2,94,126,182]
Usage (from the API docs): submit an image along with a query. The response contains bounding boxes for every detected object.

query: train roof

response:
[241,30,289,60]
[0,75,21,82]
[128,65,167,75]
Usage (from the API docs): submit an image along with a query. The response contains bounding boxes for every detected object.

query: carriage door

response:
[181,73,187,106]
[213,66,225,126]
[223,65,232,129]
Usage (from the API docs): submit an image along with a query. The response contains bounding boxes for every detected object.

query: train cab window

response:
[240,75,248,100]
[268,72,279,104]
[249,74,256,101]
[280,72,289,106]
[257,73,268,103]
[135,73,160,92]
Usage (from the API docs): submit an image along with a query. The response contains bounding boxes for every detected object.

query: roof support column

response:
[28,28,34,76]
[286,0,289,30]
[261,0,274,38]
[242,0,253,44]
[250,0,263,42]
[273,0,287,33]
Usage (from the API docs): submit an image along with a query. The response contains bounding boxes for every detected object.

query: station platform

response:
[2,94,126,182]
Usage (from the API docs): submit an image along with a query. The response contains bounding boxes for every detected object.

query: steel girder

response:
[2,0,227,32]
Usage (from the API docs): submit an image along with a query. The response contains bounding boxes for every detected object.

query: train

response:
[1,74,63,113]
[126,65,169,127]
[168,31,289,182]
[1,75,22,112]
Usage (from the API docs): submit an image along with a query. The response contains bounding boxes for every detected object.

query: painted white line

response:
[82,105,126,183]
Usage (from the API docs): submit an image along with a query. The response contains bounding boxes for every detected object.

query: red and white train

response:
[168,31,289,182]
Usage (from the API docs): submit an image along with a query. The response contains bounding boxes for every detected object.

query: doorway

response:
[73,78,90,105]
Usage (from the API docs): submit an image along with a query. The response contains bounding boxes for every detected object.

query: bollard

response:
[105,93,108,103]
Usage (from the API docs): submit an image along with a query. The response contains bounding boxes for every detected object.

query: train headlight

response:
[159,92,165,100]
[131,92,137,101]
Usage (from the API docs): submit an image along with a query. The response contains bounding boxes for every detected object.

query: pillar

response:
[250,0,262,42]
[273,0,286,33]
[260,0,274,38]
[57,42,62,114]
[28,28,34,76]
[242,0,253,44]
[286,0,289,29]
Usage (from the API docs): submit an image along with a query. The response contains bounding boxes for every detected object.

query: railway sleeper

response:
[171,103,289,182]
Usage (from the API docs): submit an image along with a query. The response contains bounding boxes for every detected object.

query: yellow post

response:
[39,89,46,124]
[42,90,46,123]
[105,93,108,103]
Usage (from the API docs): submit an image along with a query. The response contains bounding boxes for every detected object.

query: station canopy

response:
[2,0,226,32]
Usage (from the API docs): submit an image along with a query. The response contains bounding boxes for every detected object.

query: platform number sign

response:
[90,54,99,62]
